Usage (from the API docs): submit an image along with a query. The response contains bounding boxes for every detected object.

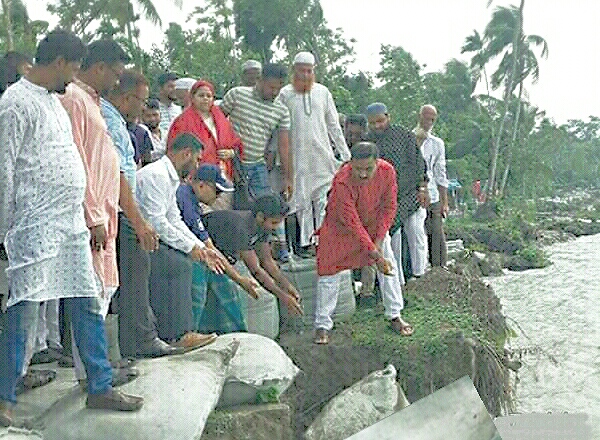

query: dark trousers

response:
[113,213,157,357]
[0,298,112,404]
[148,243,194,342]
[425,202,447,267]
[401,226,413,280]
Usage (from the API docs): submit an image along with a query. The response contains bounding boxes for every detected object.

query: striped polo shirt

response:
[221,86,290,164]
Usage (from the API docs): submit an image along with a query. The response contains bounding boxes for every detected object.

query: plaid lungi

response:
[191,262,247,334]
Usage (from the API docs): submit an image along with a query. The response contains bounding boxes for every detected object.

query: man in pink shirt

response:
[59,40,135,384]
[61,41,127,304]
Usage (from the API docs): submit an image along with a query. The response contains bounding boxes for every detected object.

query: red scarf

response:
[167,104,243,179]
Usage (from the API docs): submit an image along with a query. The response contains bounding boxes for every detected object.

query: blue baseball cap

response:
[193,164,234,192]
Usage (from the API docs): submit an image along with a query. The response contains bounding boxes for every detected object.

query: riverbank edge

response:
[278,267,515,439]
[446,191,600,274]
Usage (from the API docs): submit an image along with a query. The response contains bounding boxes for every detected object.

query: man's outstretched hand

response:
[280,291,303,316]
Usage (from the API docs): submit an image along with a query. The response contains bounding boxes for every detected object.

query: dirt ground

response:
[278,268,514,440]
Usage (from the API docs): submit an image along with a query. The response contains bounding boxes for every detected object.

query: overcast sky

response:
[25,0,600,124]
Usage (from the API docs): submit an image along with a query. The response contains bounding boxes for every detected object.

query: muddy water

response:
[490,234,600,416]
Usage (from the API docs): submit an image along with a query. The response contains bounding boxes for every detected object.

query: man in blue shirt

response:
[102,69,184,358]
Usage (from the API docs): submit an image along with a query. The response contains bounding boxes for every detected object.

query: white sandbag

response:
[235,262,280,339]
[213,333,300,408]
[305,365,398,440]
[42,340,239,440]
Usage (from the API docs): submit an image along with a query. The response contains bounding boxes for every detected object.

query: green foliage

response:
[6,0,597,199]
[515,246,550,268]
[373,45,424,128]
[0,0,48,54]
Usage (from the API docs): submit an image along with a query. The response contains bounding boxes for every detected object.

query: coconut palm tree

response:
[485,3,547,195]
[461,30,491,97]
[474,1,548,197]
[47,0,181,62]
[102,0,182,66]
[1,0,48,53]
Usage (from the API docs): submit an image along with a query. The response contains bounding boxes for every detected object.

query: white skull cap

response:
[242,60,262,71]
[294,51,315,65]
[174,77,196,91]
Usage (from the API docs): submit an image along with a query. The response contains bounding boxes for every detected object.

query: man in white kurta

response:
[0,30,142,426]
[417,105,449,267]
[278,52,350,253]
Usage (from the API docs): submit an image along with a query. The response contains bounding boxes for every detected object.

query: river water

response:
[490,234,600,417]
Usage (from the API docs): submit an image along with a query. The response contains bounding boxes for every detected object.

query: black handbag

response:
[231,155,253,210]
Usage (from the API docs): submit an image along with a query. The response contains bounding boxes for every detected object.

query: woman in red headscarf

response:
[167,80,243,179]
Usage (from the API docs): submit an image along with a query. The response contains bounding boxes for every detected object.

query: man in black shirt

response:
[177,168,303,317]
[366,102,429,284]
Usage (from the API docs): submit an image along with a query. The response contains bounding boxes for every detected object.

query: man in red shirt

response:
[314,142,413,344]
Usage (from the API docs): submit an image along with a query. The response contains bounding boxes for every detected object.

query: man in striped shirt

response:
[157,72,181,135]
[221,63,292,202]
[221,63,292,262]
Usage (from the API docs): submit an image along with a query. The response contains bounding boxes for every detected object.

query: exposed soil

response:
[278,268,514,440]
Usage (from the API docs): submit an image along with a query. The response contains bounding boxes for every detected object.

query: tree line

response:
[1,0,598,200]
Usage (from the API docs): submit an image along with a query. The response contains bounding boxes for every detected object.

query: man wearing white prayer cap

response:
[174,77,196,91]
[278,51,350,258]
[241,60,262,87]
[174,77,196,107]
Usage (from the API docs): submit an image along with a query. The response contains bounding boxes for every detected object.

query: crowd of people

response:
[0,29,449,427]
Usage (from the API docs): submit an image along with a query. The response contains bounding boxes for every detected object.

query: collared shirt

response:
[101,98,137,193]
[159,101,182,135]
[420,132,449,204]
[0,78,98,305]
[60,79,121,288]
[369,124,427,230]
[221,86,291,163]
[136,156,204,253]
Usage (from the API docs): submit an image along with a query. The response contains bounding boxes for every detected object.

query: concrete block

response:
[11,366,80,431]
[494,413,598,440]
[345,376,500,440]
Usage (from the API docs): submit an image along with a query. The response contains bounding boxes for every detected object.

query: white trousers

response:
[315,233,404,331]
[73,286,116,380]
[35,299,61,351]
[297,185,329,247]
[403,207,428,276]
[22,299,62,376]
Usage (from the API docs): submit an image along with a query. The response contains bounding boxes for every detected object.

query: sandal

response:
[313,328,329,345]
[390,317,414,336]
[30,348,61,365]
[16,369,57,394]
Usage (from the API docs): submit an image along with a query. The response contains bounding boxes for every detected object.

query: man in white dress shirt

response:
[278,52,351,257]
[0,30,143,427]
[136,133,226,349]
